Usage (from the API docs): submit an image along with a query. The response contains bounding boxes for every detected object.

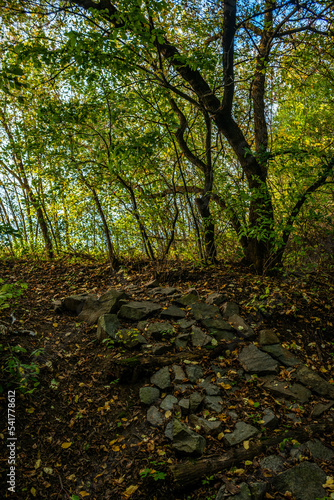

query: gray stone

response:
[226,483,252,500]
[199,380,221,396]
[259,329,280,345]
[144,279,160,288]
[189,415,222,435]
[222,302,240,317]
[160,394,178,411]
[272,462,327,500]
[311,400,334,417]
[228,314,255,339]
[139,386,160,405]
[160,305,186,319]
[296,365,334,398]
[224,421,259,446]
[164,421,174,440]
[261,344,301,367]
[303,439,334,461]
[191,326,212,347]
[96,313,120,341]
[149,286,177,296]
[152,343,174,355]
[137,320,148,331]
[201,317,234,331]
[174,291,199,306]
[191,302,221,320]
[205,293,226,306]
[189,392,203,412]
[62,293,97,315]
[174,383,193,393]
[216,485,226,500]
[169,419,206,456]
[263,408,279,429]
[147,406,164,427]
[239,344,279,374]
[250,482,267,500]
[175,334,189,348]
[204,395,223,413]
[115,328,147,348]
[147,321,175,340]
[150,366,171,389]
[177,319,196,330]
[118,301,161,321]
[172,365,187,383]
[185,365,204,383]
[263,379,310,403]
[179,398,190,415]
[78,289,128,324]
[260,455,285,472]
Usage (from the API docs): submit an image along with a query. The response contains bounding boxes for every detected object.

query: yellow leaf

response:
[61,442,72,449]
[67,474,76,481]
[165,410,172,418]
[218,432,225,440]
[34,459,42,469]
[123,485,139,498]
[112,445,120,452]
[219,383,232,390]
[31,487,37,497]
[27,407,35,414]
[53,323,58,327]
[234,468,245,475]
[244,460,252,466]
[243,440,250,450]
[320,366,328,373]
[74,395,79,403]
[79,491,89,497]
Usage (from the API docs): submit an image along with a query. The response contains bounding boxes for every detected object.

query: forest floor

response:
[0,256,333,500]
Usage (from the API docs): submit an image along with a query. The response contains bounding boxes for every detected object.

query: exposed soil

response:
[0,257,333,500]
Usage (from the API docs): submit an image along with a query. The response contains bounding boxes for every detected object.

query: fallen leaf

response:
[61,442,72,449]
[123,485,138,498]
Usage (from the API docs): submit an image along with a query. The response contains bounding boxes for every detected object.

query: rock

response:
[191,326,212,347]
[222,302,240,317]
[174,383,193,393]
[259,329,280,345]
[160,394,178,411]
[172,365,187,383]
[174,291,199,306]
[204,395,223,413]
[225,483,252,500]
[149,286,177,296]
[179,398,190,415]
[311,400,334,417]
[228,314,255,339]
[118,301,161,321]
[224,421,259,446]
[147,406,164,427]
[78,289,128,324]
[137,320,148,331]
[152,344,174,355]
[160,305,186,319]
[303,439,334,461]
[62,293,97,315]
[296,365,334,398]
[201,317,234,331]
[263,379,311,403]
[175,333,189,348]
[260,455,285,472]
[239,344,279,374]
[96,314,120,341]
[250,482,267,500]
[185,365,204,383]
[169,419,206,456]
[177,319,196,329]
[144,279,160,288]
[191,302,221,320]
[150,366,171,389]
[139,386,160,405]
[164,421,174,440]
[205,293,226,306]
[189,392,203,413]
[189,415,222,435]
[263,408,279,429]
[261,344,301,367]
[199,380,221,396]
[216,485,226,500]
[115,329,147,348]
[272,462,327,500]
[147,322,175,340]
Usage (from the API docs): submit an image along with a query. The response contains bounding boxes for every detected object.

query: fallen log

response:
[169,419,334,490]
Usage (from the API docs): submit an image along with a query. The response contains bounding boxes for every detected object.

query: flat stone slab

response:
[78,289,128,324]
[147,406,164,427]
[296,365,334,398]
[160,305,186,319]
[62,293,97,315]
[190,326,212,347]
[261,344,301,367]
[174,291,199,306]
[263,379,311,403]
[239,344,279,374]
[228,314,255,339]
[303,439,334,461]
[149,286,178,296]
[168,419,206,456]
[259,329,280,345]
[147,321,175,340]
[96,313,120,341]
[185,365,203,383]
[190,302,221,320]
[222,302,240,317]
[205,293,226,306]
[204,395,223,413]
[160,394,178,411]
[260,455,284,472]
[150,366,171,389]
[224,421,259,446]
[118,301,162,321]
[272,462,327,500]
[189,415,222,435]
[139,386,160,405]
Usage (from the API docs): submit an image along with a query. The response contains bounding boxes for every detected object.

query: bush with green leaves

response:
[0,279,27,311]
